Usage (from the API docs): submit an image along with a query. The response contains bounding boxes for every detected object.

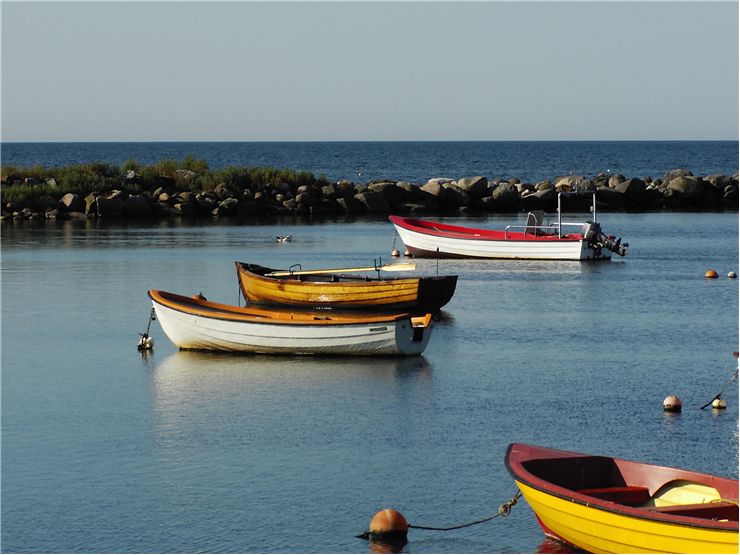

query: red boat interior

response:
[520,455,739,521]
[392,216,584,241]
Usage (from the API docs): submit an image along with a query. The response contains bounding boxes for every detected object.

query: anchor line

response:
[356,491,521,540]
[700,366,739,409]
[408,491,521,531]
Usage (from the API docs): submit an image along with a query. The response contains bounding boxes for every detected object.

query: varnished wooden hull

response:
[235,262,457,310]
[149,290,434,356]
[506,443,739,554]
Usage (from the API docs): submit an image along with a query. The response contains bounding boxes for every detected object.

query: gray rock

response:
[664,168,693,182]
[441,185,470,209]
[614,178,647,203]
[420,181,447,199]
[667,176,704,201]
[456,176,488,198]
[96,196,124,217]
[369,182,404,207]
[491,182,520,209]
[355,191,391,213]
[536,180,554,191]
[174,202,196,216]
[123,195,153,217]
[60,193,85,213]
[336,196,366,214]
[555,175,591,192]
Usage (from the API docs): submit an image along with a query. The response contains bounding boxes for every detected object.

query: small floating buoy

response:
[137,335,153,351]
[712,397,727,410]
[663,395,682,412]
[368,509,409,543]
[705,269,719,279]
[276,235,292,243]
[391,249,400,257]
[404,250,411,257]
[728,271,737,279]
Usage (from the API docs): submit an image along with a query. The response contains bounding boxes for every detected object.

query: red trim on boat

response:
[389,215,584,242]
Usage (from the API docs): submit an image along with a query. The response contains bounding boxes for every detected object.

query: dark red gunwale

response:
[148,290,409,327]
[505,443,738,532]
[389,215,584,242]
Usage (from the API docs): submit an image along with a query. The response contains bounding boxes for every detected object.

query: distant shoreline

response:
[1,159,736,222]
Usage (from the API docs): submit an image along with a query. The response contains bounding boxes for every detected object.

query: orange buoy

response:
[391,249,400,257]
[705,269,719,279]
[368,509,409,542]
[663,395,682,412]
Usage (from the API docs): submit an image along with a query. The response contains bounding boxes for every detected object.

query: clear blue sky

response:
[2,1,737,141]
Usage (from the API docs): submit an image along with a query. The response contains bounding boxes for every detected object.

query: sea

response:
[1,141,739,554]
[1,140,738,183]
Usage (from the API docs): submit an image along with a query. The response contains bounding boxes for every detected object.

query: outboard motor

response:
[582,221,628,257]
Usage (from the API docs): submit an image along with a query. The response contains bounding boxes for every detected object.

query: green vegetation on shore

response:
[1,157,327,206]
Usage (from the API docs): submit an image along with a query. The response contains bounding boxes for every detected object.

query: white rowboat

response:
[149,290,434,356]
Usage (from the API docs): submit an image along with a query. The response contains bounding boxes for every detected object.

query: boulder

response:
[369,182,404,207]
[440,185,470,209]
[355,191,391,213]
[336,196,366,214]
[614,178,647,204]
[456,176,488,198]
[536,180,554,191]
[173,202,196,216]
[123,195,153,217]
[420,181,447,200]
[490,182,520,210]
[667,176,704,201]
[595,186,628,207]
[60,193,85,213]
[96,196,124,218]
[84,193,99,216]
[555,175,591,192]
[663,168,693,183]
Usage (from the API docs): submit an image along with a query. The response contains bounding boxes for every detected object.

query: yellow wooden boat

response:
[506,443,738,554]
[235,262,457,311]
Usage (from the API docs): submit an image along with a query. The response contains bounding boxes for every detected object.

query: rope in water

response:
[356,491,521,540]
[699,366,739,409]
[408,491,522,531]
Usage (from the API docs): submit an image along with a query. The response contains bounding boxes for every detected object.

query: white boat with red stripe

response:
[390,192,628,261]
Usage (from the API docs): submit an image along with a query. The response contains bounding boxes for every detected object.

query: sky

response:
[1,1,738,142]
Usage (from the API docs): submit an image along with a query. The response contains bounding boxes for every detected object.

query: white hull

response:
[393,224,607,261]
[151,297,432,356]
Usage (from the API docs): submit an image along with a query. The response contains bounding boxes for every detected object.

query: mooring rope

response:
[356,491,521,540]
[408,491,521,531]
[699,366,739,409]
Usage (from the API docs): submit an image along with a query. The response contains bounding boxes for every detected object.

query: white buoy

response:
[137,335,154,351]
[728,271,737,279]
[663,395,682,412]
[712,398,727,410]
[404,250,411,257]
[391,249,400,257]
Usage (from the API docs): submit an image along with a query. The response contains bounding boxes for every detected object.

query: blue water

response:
[1,141,737,184]
[2,211,738,553]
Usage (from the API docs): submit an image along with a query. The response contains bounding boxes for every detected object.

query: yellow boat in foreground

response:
[506,443,738,554]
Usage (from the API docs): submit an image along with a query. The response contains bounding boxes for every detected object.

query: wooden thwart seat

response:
[647,501,738,520]
[578,486,651,506]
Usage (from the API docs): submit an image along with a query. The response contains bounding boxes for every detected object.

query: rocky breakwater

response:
[1,168,737,222]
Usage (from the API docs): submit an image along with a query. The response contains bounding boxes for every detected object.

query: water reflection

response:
[535,537,585,554]
[149,351,434,410]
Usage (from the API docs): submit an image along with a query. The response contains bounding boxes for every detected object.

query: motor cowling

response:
[583,221,628,257]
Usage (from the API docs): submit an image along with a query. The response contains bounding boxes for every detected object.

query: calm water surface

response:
[2,213,738,553]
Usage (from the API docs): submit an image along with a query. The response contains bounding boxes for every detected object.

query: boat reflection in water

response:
[149,351,433,422]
